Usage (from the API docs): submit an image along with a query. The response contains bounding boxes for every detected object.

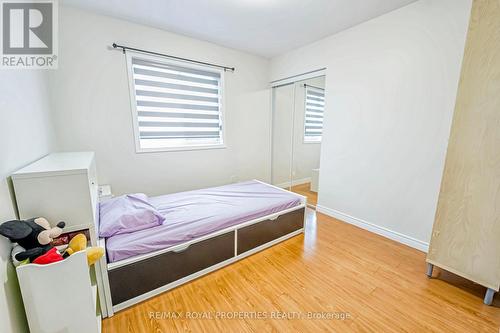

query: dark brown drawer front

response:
[109,231,234,305]
[237,208,304,255]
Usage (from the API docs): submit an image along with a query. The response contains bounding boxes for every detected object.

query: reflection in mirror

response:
[271,75,325,209]
[290,76,324,208]
[271,83,295,190]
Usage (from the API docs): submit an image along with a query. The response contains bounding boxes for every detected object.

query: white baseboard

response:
[276,177,311,189]
[316,205,429,253]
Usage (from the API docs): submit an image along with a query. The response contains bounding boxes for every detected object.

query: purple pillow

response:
[99,193,165,238]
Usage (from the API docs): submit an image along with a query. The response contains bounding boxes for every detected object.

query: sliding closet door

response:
[427,0,500,290]
[271,84,295,188]
[290,78,325,206]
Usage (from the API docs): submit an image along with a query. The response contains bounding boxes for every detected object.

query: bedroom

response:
[0,0,499,332]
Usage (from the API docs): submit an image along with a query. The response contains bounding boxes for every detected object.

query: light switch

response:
[98,184,113,198]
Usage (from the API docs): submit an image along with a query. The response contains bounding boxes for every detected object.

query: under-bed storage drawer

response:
[108,231,234,305]
[237,208,304,255]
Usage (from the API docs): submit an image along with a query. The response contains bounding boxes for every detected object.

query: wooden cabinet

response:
[426,0,500,305]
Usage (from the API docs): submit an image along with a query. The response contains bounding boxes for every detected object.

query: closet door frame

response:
[269,69,326,191]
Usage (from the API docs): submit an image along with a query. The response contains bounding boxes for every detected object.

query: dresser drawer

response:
[109,231,235,305]
[237,208,304,255]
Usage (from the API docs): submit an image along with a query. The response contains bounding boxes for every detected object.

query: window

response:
[304,86,325,143]
[126,53,225,152]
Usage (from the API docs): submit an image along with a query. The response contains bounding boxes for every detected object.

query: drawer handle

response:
[172,244,191,253]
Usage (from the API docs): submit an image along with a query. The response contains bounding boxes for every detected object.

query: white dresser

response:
[12,152,98,233]
[12,152,110,324]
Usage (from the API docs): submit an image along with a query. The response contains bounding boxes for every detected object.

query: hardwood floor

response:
[291,182,318,207]
[103,210,500,332]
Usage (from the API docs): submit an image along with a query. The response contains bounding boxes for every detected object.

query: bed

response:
[97,180,306,315]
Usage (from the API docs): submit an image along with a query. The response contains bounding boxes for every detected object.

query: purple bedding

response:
[103,180,302,263]
[99,193,165,237]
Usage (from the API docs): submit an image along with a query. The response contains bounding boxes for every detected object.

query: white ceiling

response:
[62,0,417,58]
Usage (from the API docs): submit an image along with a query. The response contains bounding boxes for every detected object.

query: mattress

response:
[104,180,302,263]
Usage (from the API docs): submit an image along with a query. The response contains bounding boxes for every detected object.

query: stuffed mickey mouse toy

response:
[0,217,65,265]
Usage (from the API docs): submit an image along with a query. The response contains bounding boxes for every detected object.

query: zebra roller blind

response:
[304,86,325,142]
[128,54,224,150]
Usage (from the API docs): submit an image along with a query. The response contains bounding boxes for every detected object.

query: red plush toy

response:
[32,247,64,265]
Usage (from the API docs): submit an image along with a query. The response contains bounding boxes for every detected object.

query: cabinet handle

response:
[172,244,191,253]
[270,215,280,221]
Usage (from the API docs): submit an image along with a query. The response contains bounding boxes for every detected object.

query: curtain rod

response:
[304,83,324,91]
[112,43,235,72]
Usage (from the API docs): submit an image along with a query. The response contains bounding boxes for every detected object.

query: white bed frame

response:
[96,180,307,316]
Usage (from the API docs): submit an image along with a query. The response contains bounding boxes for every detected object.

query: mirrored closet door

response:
[271,83,295,191]
[271,74,326,208]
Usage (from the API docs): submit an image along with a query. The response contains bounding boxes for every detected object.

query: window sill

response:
[136,144,227,153]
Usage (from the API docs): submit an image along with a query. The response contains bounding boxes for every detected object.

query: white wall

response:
[50,6,271,196]
[270,0,472,250]
[0,71,55,333]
